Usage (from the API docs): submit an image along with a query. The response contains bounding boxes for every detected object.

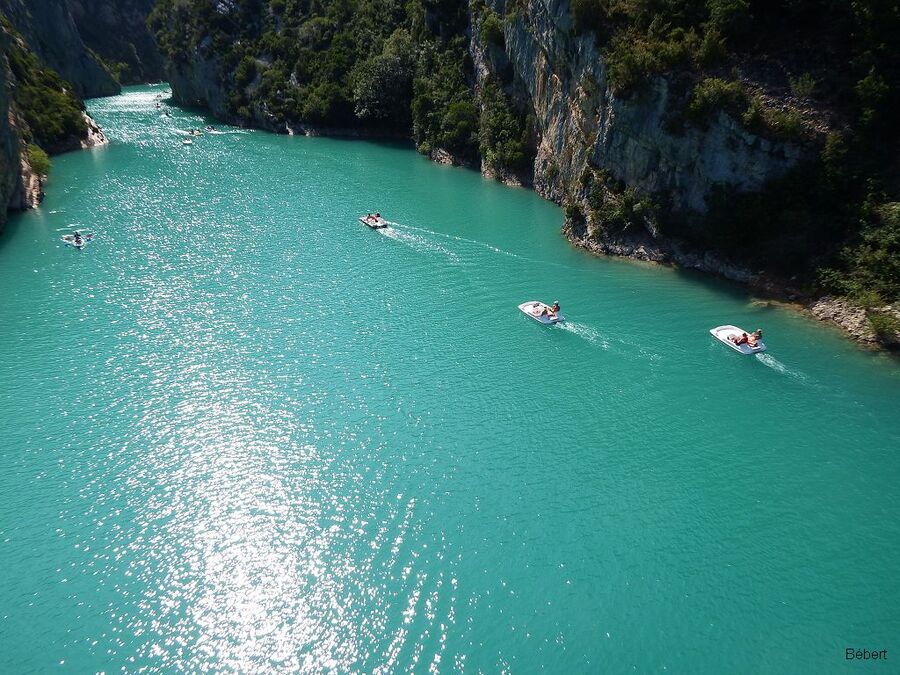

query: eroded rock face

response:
[66,0,164,85]
[81,112,108,149]
[167,48,233,123]
[0,27,110,229]
[494,0,801,213]
[0,57,23,226]
[0,0,119,98]
[809,297,900,347]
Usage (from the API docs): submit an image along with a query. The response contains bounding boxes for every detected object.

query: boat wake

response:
[556,321,609,349]
[755,353,808,382]
[393,222,560,265]
[377,226,460,262]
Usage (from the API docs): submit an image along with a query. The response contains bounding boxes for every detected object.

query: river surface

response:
[1,85,898,673]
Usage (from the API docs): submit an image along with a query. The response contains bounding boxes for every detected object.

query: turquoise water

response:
[1,85,898,672]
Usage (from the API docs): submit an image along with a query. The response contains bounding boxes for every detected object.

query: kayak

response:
[710,325,766,354]
[359,215,388,229]
[518,301,564,325]
[61,233,94,250]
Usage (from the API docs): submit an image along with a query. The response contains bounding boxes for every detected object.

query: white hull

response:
[359,216,388,229]
[710,325,766,354]
[518,301,564,325]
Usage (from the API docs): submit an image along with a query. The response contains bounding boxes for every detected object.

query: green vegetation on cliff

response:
[149,0,532,170]
[1,17,88,158]
[569,0,900,306]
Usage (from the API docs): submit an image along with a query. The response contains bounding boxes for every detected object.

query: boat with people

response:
[359,213,388,229]
[518,300,564,325]
[61,232,94,250]
[710,325,766,354]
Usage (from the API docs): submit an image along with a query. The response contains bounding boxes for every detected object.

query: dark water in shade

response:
[1,85,898,673]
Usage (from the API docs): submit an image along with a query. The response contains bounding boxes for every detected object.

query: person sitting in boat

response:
[541,301,560,317]
[747,329,763,347]
[72,232,83,246]
[729,332,749,346]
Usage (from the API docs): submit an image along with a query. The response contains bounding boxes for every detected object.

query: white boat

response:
[62,233,94,250]
[359,215,388,229]
[518,301,564,325]
[710,325,766,354]
[182,139,193,146]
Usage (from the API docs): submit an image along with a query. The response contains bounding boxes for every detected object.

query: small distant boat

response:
[205,125,215,132]
[62,233,94,250]
[710,325,766,354]
[191,129,203,137]
[359,214,388,229]
[518,301,564,325]
[182,139,193,146]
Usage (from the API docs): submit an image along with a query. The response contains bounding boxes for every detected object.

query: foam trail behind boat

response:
[755,353,808,382]
[556,321,609,349]
[377,226,460,262]
[395,221,577,268]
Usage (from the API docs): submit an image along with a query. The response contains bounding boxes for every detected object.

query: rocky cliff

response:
[0,0,119,98]
[475,2,800,210]
[0,34,25,216]
[67,0,164,85]
[0,8,110,230]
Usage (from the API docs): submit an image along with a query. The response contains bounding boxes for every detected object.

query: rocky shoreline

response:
[562,220,900,350]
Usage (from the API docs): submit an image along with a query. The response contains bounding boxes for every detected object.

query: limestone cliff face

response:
[67,0,164,85]
[159,0,803,216]
[0,0,119,98]
[0,47,42,227]
[0,48,23,220]
[166,47,233,123]
[485,0,801,213]
[0,12,111,230]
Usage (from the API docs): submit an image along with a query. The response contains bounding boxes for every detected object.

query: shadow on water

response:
[0,210,31,252]
[165,99,417,149]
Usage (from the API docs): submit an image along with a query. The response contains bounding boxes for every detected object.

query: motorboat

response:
[710,325,766,354]
[359,214,388,229]
[518,301,564,325]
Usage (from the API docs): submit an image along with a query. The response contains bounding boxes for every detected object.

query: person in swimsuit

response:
[730,332,749,346]
[747,329,763,347]
[541,301,560,317]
